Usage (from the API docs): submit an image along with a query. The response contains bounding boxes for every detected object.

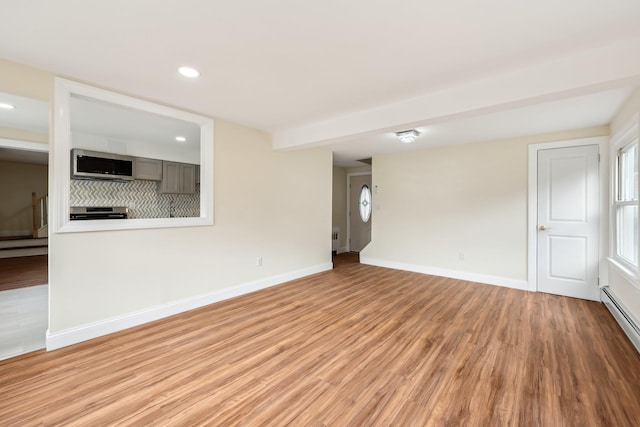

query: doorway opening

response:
[0,94,49,360]
[347,172,372,253]
[331,162,371,266]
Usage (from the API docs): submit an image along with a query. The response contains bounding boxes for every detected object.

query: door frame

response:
[527,136,609,296]
[346,171,372,253]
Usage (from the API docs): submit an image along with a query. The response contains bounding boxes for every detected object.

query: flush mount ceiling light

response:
[395,129,421,143]
[175,136,187,142]
[0,102,16,109]
[178,66,200,78]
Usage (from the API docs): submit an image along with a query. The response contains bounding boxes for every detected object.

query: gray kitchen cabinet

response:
[160,161,196,194]
[134,157,163,181]
[181,163,196,194]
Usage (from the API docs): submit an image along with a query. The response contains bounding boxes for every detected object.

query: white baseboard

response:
[360,257,528,291]
[46,262,333,351]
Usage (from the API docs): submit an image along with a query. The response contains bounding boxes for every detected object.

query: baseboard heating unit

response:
[601,287,640,354]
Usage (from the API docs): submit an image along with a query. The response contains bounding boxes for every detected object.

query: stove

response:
[70,207,129,220]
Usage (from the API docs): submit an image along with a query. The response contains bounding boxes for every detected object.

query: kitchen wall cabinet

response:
[134,157,163,181]
[159,161,196,194]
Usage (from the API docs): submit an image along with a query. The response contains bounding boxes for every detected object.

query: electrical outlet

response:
[256,256,262,267]
[459,252,464,261]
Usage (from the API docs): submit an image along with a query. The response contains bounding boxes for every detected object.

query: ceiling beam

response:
[273,35,640,151]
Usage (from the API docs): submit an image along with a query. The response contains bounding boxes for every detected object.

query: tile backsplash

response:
[70,179,200,219]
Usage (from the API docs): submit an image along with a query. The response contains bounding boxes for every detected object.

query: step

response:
[0,246,48,259]
[0,238,48,250]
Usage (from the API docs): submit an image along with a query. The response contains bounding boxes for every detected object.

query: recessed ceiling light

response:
[175,136,187,142]
[0,102,16,110]
[395,129,421,143]
[178,66,200,78]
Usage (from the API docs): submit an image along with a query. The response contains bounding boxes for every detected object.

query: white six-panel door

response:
[537,145,599,301]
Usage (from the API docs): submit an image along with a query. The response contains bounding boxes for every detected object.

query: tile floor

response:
[0,285,47,361]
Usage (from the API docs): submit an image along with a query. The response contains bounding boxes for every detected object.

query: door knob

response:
[538,225,552,231]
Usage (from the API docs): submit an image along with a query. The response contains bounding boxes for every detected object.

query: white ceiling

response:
[0,0,640,165]
[0,92,48,133]
[0,90,201,163]
[71,95,201,150]
[330,86,635,166]
[0,92,49,164]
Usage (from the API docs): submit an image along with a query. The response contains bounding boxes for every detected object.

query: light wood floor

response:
[1,257,640,425]
[0,255,48,292]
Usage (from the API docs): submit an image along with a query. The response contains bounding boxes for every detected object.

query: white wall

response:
[0,126,48,144]
[609,87,640,323]
[0,58,332,344]
[361,126,609,287]
[51,120,331,332]
[0,58,54,102]
[346,166,372,174]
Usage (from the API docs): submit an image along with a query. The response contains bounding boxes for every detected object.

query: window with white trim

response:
[359,184,372,223]
[613,128,639,272]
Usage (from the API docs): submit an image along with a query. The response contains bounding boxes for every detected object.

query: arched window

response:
[359,184,372,223]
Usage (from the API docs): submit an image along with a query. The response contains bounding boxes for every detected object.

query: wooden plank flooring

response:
[1,257,640,425]
[0,255,48,292]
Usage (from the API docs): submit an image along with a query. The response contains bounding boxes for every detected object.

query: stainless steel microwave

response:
[71,149,134,181]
